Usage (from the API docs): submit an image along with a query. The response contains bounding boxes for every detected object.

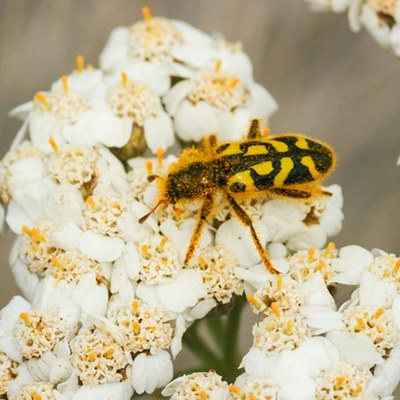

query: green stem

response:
[206,317,225,349]
[224,296,245,368]
[183,323,221,366]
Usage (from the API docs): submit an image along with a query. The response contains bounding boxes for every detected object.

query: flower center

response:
[14,309,66,359]
[188,70,248,112]
[229,376,282,399]
[107,76,159,125]
[107,299,173,354]
[70,327,127,385]
[315,363,374,400]
[252,311,311,356]
[137,233,181,285]
[342,305,398,357]
[128,9,182,61]
[33,84,89,124]
[368,255,400,289]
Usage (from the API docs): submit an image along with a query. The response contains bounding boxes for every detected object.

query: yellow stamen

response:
[105,348,115,358]
[271,302,280,318]
[277,274,283,291]
[33,394,42,400]
[156,147,164,166]
[34,92,50,110]
[308,247,315,261]
[353,385,363,394]
[49,137,59,155]
[22,225,31,236]
[121,72,128,88]
[229,77,240,87]
[173,206,182,221]
[141,244,150,258]
[88,352,96,362]
[198,256,206,269]
[393,259,400,277]
[61,75,69,95]
[132,321,141,334]
[249,394,258,400]
[247,295,261,310]
[334,376,345,390]
[76,54,84,72]
[30,228,44,242]
[142,6,152,22]
[145,160,153,175]
[315,261,326,271]
[158,236,168,251]
[355,318,364,331]
[19,312,31,326]
[286,319,294,335]
[228,384,241,394]
[214,59,222,73]
[324,242,335,256]
[374,308,384,319]
[86,196,95,209]
[51,257,63,271]
[263,127,271,137]
[132,300,140,316]
[199,391,208,399]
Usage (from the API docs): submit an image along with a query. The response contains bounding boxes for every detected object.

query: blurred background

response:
[0,0,399,395]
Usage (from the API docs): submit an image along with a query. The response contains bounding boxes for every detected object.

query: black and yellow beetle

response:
[140,120,336,274]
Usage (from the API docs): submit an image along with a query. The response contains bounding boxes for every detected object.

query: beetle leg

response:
[270,187,313,199]
[247,119,261,139]
[184,195,215,266]
[226,194,279,275]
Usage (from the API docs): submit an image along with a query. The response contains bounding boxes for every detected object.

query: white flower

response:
[329,245,374,285]
[71,380,133,400]
[162,371,229,399]
[0,296,31,362]
[99,11,218,94]
[164,68,277,143]
[130,350,173,394]
[136,269,207,314]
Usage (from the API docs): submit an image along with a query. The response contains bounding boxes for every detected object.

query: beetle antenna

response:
[138,200,164,224]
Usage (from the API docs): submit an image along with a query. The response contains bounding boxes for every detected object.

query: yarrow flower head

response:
[107,298,173,355]
[70,326,128,385]
[162,371,230,399]
[14,308,67,359]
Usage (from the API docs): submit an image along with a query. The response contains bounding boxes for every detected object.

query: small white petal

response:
[143,111,175,154]
[72,381,133,400]
[72,274,108,316]
[359,271,397,308]
[174,100,219,142]
[51,223,83,251]
[79,232,125,262]
[163,80,191,115]
[327,330,382,369]
[130,351,173,394]
[157,269,207,313]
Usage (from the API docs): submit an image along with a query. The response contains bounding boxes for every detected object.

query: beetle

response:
[139,119,336,274]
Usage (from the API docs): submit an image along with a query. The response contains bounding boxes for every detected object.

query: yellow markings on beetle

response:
[274,157,294,186]
[301,156,320,179]
[269,140,289,152]
[295,137,309,149]
[252,161,273,176]
[219,143,242,156]
[246,145,269,155]
[228,170,256,191]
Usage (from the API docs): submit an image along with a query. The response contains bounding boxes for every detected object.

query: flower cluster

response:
[166,245,400,400]
[8,6,397,400]
[306,0,400,56]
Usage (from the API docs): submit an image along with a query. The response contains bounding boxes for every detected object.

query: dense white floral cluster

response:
[165,246,400,400]
[306,0,400,56]
[2,6,397,400]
